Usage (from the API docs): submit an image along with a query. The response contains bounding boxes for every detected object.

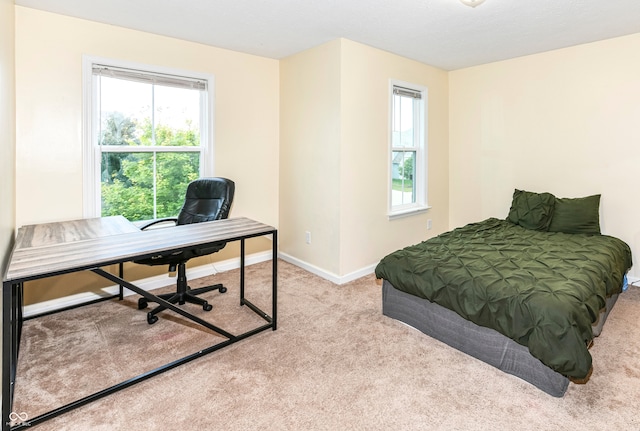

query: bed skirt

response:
[382,280,572,396]
[382,280,620,397]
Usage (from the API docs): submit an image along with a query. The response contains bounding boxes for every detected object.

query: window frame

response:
[388,79,429,219]
[82,55,215,219]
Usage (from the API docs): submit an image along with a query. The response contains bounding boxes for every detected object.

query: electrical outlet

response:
[305,231,311,244]
[427,219,432,230]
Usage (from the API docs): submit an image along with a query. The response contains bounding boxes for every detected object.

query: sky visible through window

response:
[99,76,201,136]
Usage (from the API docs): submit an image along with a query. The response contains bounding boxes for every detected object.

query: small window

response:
[389,81,428,217]
[83,57,214,221]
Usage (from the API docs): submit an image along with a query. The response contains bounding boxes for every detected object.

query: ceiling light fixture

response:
[460,0,486,7]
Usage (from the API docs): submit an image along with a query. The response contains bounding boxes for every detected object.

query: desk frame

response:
[2,218,277,430]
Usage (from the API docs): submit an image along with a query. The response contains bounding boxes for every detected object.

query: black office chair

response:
[135,177,235,324]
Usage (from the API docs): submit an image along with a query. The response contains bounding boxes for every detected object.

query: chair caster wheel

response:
[203,302,213,312]
[138,298,148,310]
[219,286,227,293]
[147,313,158,324]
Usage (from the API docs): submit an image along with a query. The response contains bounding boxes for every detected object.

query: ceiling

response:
[13,0,640,70]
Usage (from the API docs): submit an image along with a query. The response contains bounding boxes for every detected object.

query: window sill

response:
[387,205,431,220]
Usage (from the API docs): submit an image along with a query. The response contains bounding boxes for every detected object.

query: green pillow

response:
[507,189,555,231]
[548,195,601,235]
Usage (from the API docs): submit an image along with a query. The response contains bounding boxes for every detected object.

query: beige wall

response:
[339,40,449,276]
[449,33,640,276]
[279,40,343,275]
[15,7,280,302]
[15,6,280,228]
[280,39,449,279]
[0,0,16,275]
[15,5,637,287]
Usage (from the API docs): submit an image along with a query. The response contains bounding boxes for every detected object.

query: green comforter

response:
[375,218,632,379]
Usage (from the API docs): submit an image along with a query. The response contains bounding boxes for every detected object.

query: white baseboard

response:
[278,252,376,285]
[23,250,273,318]
[24,251,376,317]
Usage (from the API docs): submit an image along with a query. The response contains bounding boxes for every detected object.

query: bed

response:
[375,190,632,397]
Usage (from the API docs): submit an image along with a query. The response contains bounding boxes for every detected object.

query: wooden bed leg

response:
[570,365,593,384]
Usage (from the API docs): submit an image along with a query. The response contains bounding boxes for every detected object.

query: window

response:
[83,57,214,221]
[389,81,428,217]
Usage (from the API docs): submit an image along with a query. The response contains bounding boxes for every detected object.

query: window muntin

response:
[389,82,427,216]
[84,58,213,221]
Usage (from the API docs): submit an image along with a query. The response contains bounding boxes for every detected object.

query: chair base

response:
[138,262,227,324]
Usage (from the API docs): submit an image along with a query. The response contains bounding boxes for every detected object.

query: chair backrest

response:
[176,178,235,226]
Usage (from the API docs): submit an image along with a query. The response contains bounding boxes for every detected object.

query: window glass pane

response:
[399,97,414,147]
[154,85,201,147]
[101,152,155,220]
[100,151,200,221]
[99,76,151,146]
[155,152,200,218]
[392,94,415,148]
[391,151,416,206]
[153,119,200,148]
[392,94,401,137]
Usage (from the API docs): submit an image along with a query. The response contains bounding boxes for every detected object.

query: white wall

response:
[0,0,16,274]
[449,33,640,276]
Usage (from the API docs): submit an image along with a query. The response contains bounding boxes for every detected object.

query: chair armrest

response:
[138,218,178,230]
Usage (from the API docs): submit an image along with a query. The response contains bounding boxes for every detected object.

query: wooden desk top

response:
[14,216,138,249]
[4,217,275,283]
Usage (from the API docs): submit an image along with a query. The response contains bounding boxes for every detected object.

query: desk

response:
[2,216,277,430]
[13,215,141,308]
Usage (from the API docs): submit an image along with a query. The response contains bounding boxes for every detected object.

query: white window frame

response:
[82,55,215,218]
[388,79,429,218]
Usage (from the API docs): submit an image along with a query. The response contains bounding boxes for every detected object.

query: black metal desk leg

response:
[3,281,16,431]
[240,238,245,305]
[14,284,22,358]
[272,230,277,330]
[118,263,124,300]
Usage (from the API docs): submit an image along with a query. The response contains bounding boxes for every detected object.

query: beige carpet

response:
[11,260,640,430]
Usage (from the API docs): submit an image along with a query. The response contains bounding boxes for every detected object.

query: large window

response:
[83,57,213,221]
[389,81,428,217]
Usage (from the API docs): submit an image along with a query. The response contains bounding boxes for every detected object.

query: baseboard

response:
[22,250,273,318]
[278,252,376,285]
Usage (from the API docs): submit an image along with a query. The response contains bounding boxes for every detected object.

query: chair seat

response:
[134,241,226,267]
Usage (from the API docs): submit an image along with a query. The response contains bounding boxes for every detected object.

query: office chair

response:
[135,177,235,324]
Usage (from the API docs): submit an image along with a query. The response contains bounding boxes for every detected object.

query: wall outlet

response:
[305,231,311,244]
[427,219,432,230]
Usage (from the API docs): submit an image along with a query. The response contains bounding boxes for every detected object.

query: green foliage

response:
[100,113,200,221]
[399,156,414,181]
[155,152,200,217]
[100,112,140,183]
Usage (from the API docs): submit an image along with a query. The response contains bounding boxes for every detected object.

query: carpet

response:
[10,260,640,430]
